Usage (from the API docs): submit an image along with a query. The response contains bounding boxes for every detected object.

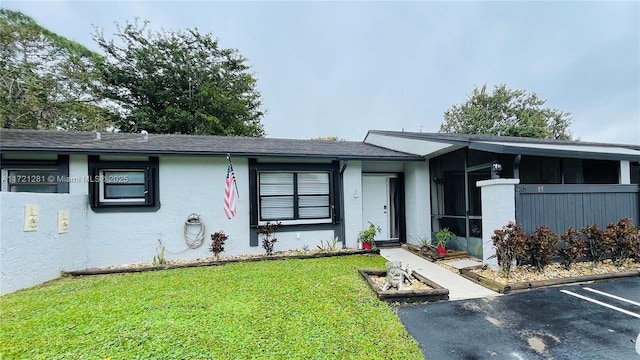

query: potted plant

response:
[358,222,381,250]
[417,236,431,253]
[435,228,456,255]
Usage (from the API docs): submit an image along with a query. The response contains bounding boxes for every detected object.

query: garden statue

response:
[381,261,414,291]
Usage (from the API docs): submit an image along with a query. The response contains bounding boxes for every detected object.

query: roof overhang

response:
[469,141,640,161]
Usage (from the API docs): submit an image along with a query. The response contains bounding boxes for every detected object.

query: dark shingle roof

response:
[0,129,422,161]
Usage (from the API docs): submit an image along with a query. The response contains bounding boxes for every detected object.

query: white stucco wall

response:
[0,192,88,295]
[403,161,431,245]
[342,161,363,248]
[84,157,253,268]
[0,155,376,294]
[271,230,336,251]
[68,155,89,195]
[477,179,520,269]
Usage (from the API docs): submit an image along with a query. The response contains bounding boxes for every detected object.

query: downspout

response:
[339,160,348,248]
[513,154,521,180]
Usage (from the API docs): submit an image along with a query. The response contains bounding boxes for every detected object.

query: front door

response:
[362,174,400,242]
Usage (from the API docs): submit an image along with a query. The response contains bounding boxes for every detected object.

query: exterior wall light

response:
[491,162,503,179]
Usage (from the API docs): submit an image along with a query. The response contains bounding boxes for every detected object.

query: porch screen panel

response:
[259,173,294,220]
[298,173,330,219]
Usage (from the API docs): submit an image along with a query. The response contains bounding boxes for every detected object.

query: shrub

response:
[152,246,167,266]
[209,231,229,259]
[317,237,339,251]
[527,226,559,272]
[583,224,607,264]
[604,218,639,266]
[258,222,281,256]
[491,222,527,278]
[559,227,587,270]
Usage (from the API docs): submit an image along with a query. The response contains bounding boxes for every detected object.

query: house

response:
[1,128,639,294]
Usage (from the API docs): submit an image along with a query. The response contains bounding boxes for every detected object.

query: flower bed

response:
[460,259,640,293]
[401,244,468,262]
[65,248,379,276]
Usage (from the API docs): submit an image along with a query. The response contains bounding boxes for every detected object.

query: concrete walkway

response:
[379,247,499,301]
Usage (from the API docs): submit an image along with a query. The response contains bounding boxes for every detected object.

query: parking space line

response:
[583,287,640,307]
[560,290,640,319]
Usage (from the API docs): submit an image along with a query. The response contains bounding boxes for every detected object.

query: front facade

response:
[1,129,639,294]
[365,131,640,264]
[0,129,427,294]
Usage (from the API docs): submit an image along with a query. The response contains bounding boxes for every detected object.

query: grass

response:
[0,255,423,359]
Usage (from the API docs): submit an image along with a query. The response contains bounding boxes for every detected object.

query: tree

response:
[310,136,343,141]
[93,20,265,136]
[0,9,113,130]
[440,84,572,140]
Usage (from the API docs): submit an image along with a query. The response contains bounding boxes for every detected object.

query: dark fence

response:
[515,184,640,234]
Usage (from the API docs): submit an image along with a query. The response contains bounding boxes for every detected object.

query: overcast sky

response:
[5,1,639,144]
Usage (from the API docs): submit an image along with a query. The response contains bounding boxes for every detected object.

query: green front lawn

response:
[1,255,423,359]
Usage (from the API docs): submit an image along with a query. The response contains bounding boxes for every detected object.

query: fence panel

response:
[515,184,640,234]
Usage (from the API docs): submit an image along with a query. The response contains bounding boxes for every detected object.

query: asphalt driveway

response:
[397,277,640,360]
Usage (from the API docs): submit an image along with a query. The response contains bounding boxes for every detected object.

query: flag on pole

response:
[224,155,238,219]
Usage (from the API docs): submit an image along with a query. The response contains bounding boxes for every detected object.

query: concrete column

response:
[477,178,520,269]
[620,160,631,184]
[403,161,431,245]
[343,161,363,248]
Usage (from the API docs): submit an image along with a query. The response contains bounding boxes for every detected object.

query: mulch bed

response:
[64,248,380,276]
[459,260,640,294]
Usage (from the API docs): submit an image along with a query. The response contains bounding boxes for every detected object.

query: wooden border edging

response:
[460,268,640,294]
[64,249,380,277]
[359,269,449,303]
[401,244,468,262]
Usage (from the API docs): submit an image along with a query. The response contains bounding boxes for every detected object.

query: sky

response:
[4,1,639,144]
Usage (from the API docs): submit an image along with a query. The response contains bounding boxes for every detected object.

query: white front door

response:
[362,175,398,241]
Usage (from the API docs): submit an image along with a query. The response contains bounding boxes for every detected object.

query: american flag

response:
[224,160,237,219]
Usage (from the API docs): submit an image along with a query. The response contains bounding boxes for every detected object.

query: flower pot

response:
[363,243,372,250]
[437,245,446,255]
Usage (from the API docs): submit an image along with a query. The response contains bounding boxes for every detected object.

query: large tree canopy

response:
[440,84,572,140]
[0,9,113,130]
[93,20,265,136]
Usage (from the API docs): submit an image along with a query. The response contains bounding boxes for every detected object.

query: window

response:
[0,155,69,193]
[259,172,331,221]
[89,156,159,212]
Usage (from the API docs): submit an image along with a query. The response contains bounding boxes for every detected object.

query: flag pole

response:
[227,153,240,199]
